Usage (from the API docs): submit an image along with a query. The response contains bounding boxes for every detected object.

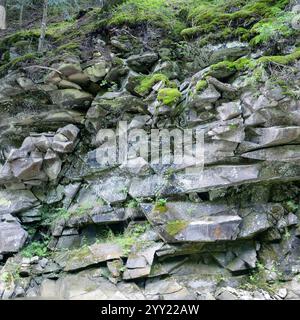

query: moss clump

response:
[234,57,257,70]
[108,0,186,36]
[166,220,188,236]
[0,53,39,75]
[209,56,257,78]
[154,198,168,213]
[208,47,300,81]
[258,48,300,65]
[135,73,170,96]
[0,21,73,50]
[209,60,238,78]
[157,88,182,106]
[180,0,290,42]
[0,30,40,49]
[195,79,208,92]
[180,26,201,38]
[54,42,81,54]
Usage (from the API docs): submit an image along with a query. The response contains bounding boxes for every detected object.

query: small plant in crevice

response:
[95,223,150,255]
[0,265,21,289]
[154,198,168,213]
[119,186,129,195]
[240,262,283,294]
[164,168,176,180]
[285,200,299,213]
[40,206,70,227]
[21,240,50,259]
[283,227,291,240]
[126,199,139,209]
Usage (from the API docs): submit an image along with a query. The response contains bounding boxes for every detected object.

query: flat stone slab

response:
[54,243,123,272]
[66,206,127,228]
[141,202,241,243]
[39,269,145,300]
[145,277,195,300]
[0,190,38,216]
[129,163,300,198]
[76,174,131,205]
[141,202,282,243]
[0,215,28,254]
[123,242,164,280]
[242,145,300,162]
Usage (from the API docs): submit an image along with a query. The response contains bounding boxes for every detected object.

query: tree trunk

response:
[19,4,24,28]
[0,4,6,30]
[38,0,48,53]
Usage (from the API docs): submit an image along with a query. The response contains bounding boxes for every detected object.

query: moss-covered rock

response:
[134,73,170,96]
[108,0,186,36]
[180,0,290,44]
[209,46,251,65]
[258,48,300,65]
[195,79,208,92]
[49,89,94,110]
[157,88,182,106]
[166,220,188,236]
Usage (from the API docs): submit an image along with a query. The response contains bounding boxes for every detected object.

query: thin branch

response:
[23,65,63,75]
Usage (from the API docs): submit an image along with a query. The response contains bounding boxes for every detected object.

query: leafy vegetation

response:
[250,10,297,45]
[154,198,168,213]
[285,200,299,213]
[240,262,283,294]
[0,266,21,288]
[41,206,71,227]
[126,199,139,208]
[21,240,49,258]
[96,223,150,254]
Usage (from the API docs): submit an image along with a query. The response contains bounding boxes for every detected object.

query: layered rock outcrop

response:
[0,1,300,300]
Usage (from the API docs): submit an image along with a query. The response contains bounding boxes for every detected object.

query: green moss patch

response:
[166,220,188,236]
[157,88,182,106]
[196,79,208,92]
[134,73,170,96]
[208,56,258,78]
[181,0,290,44]
[258,48,300,65]
[108,0,186,36]
[0,53,40,75]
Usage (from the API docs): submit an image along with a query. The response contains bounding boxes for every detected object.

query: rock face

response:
[0,124,79,187]
[54,243,124,272]
[126,52,159,72]
[0,190,38,215]
[1,2,300,301]
[0,215,28,254]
